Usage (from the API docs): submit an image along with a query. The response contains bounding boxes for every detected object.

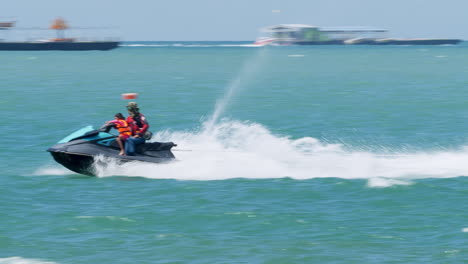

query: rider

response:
[125,102,150,156]
[107,113,132,156]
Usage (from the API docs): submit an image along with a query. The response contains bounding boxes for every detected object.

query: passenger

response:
[107,113,132,156]
[125,102,151,156]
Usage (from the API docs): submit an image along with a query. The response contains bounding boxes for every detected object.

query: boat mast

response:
[50,17,69,39]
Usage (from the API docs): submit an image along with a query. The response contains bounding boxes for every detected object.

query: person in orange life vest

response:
[125,102,150,156]
[107,113,132,156]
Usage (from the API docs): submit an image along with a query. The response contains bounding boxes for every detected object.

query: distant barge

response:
[344,38,462,45]
[255,24,462,46]
[0,40,119,51]
[0,18,119,51]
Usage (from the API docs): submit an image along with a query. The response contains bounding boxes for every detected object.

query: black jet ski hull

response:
[49,151,96,176]
[48,148,175,176]
[47,126,177,176]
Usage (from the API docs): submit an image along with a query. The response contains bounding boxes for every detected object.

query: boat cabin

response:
[260,24,388,43]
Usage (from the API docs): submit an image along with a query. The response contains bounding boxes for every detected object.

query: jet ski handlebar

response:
[99,123,116,133]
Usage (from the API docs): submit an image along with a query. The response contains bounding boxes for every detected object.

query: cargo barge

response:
[254,24,462,46]
[0,40,119,51]
[0,18,119,51]
[345,38,462,45]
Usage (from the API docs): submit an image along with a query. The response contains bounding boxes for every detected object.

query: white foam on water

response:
[32,165,76,176]
[92,119,468,186]
[462,228,468,232]
[367,177,413,188]
[92,155,122,177]
[0,257,58,264]
[75,216,135,222]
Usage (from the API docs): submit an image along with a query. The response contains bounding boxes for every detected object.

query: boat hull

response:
[292,39,462,45]
[47,139,176,176]
[49,151,97,176]
[0,41,119,51]
[370,39,462,45]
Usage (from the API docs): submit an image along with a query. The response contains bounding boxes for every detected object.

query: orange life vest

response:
[115,120,132,137]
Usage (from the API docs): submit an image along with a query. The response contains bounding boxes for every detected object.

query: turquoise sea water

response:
[1,42,468,263]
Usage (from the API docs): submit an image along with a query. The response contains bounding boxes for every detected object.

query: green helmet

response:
[126,102,139,113]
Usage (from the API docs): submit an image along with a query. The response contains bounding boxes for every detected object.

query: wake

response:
[87,120,468,186]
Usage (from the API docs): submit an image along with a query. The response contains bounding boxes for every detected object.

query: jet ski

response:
[47,124,177,176]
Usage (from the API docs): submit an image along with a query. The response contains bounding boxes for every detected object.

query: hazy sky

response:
[3,0,467,41]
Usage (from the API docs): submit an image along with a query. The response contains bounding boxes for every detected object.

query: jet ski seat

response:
[136,142,177,153]
[109,139,177,154]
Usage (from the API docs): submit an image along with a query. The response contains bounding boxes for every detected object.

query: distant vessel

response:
[254,24,462,46]
[0,18,119,51]
[345,38,462,45]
